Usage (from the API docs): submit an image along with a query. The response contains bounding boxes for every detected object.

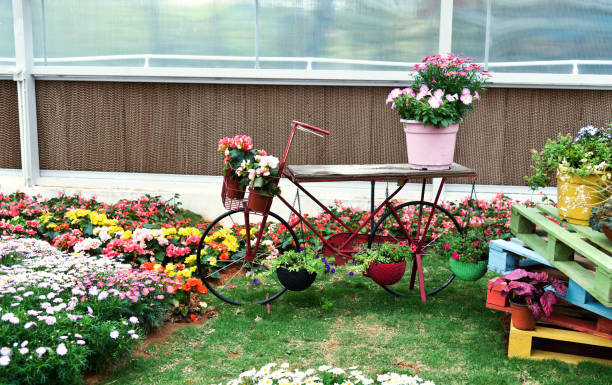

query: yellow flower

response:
[177,269,192,278]
[165,263,176,271]
[107,225,124,234]
[190,265,198,272]
[162,227,177,236]
[185,254,197,265]
[46,222,57,229]
[39,211,52,224]
[178,227,201,237]
[167,270,176,278]
[122,230,133,240]
[208,257,217,266]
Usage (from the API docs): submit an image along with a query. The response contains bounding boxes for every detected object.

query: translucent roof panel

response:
[30,0,255,67]
[258,0,440,71]
[0,1,15,61]
[453,0,612,74]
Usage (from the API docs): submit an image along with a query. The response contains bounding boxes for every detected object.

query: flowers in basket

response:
[260,247,332,291]
[247,154,281,211]
[386,53,490,128]
[350,242,413,286]
[435,227,489,281]
[218,135,257,198]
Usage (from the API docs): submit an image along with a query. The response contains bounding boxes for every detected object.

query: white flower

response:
[0,355,9,366]
[239,369,256,378]
[0,347,10,356]
[318,365,332,372]
[76,340,86,345]
[131,334,139,339]
[129,316,139,324]
[45,316,56,326]
[35,347,47,357]
[97,291,109,301]
[19,348,28,355]
[109,331,119,339]
[56,343,67,356]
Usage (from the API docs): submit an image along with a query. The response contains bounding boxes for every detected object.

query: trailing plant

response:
[435,227,489,263]
[386,53,490,128]
[490,269,567,319]
[350,242,413,274]
[526,125,612,188]
[266,247,330,275]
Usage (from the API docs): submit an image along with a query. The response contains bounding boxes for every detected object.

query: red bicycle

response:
[196,121,476,305]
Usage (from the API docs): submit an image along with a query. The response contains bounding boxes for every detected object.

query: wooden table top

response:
[286,163,476,182]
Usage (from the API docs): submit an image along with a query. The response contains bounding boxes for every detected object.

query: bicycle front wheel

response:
[196,210,300,305]
[367,201,464,297]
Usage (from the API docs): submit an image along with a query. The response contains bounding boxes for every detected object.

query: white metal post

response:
[433,0,454,201]
[484,0,492,70]
[12,0,40,187]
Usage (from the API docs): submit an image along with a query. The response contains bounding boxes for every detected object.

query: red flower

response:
[472,241,479,247]
[443,243,451,249]
[190,314,197,322]
[452,251,460,260]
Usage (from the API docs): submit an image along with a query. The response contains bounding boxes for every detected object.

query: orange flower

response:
[182,283,192,291]
[142,261,156,271]
[219,251,229,260]
[197,284,207,294]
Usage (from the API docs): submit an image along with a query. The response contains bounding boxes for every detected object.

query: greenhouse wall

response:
[24,82,611,186]
[0,80,20,169]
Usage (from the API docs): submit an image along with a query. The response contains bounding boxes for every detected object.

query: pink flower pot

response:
[401,120,459,170]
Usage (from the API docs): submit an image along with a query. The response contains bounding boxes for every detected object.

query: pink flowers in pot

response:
[386,53,490,128]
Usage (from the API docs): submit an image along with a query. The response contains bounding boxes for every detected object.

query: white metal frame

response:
[11,0,39,187]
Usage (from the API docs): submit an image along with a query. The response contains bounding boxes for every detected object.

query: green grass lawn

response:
[98,270,612,385]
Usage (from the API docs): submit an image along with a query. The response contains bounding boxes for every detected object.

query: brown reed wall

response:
[0,81,21,169]
[0,81,608,185]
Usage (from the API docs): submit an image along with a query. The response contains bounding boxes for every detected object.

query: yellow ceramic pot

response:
[556,171,606,226]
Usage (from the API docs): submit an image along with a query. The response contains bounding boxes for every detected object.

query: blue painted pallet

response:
[488,238,553,275]
[488,238,612,320]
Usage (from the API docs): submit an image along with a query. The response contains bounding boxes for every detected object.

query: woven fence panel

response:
[0,81,20,169]
[36,81,612,186]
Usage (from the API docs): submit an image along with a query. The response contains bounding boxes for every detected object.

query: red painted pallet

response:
[486,279,612,340]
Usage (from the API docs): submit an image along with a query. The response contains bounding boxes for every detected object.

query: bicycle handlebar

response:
[292,120,330,136]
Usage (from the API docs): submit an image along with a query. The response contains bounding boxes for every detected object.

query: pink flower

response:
[428,96,443,109]
[461,88,471,95]
[433,89,444,98]
[452,251,460,260]
[474,91,480,100]
[443,243,451,249]
[460,93,473,105]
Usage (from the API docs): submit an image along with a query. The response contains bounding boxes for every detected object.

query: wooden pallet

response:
[488,238,553,275]
[487,279,612,339]
[488,239,612,319]
[508,322,612,366]
[511,205,612,307]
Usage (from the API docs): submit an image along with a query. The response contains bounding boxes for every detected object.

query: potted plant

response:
[218,135,256,199]
[265,247,330,291]
[526,125,612,225]
[436,227,489,281]
[247,154,281,212]
[590,200,612,242]
[351,242,412,285]
[490,269,567,330]
[386,53,490,170]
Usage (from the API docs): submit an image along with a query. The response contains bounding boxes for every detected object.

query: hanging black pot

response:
[276,267,317,291]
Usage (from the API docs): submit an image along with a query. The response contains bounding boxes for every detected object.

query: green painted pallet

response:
[510,205,612,307]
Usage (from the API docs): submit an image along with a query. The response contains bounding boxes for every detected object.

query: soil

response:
[212,263,247,286]
[84,309,218,385]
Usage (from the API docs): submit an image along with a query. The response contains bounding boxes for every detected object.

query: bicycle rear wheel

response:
[367,201,464,297]
[196,210,300,305]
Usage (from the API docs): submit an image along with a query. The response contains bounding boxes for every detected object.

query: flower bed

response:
[0,238,178,385]
[218,363,435,385]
